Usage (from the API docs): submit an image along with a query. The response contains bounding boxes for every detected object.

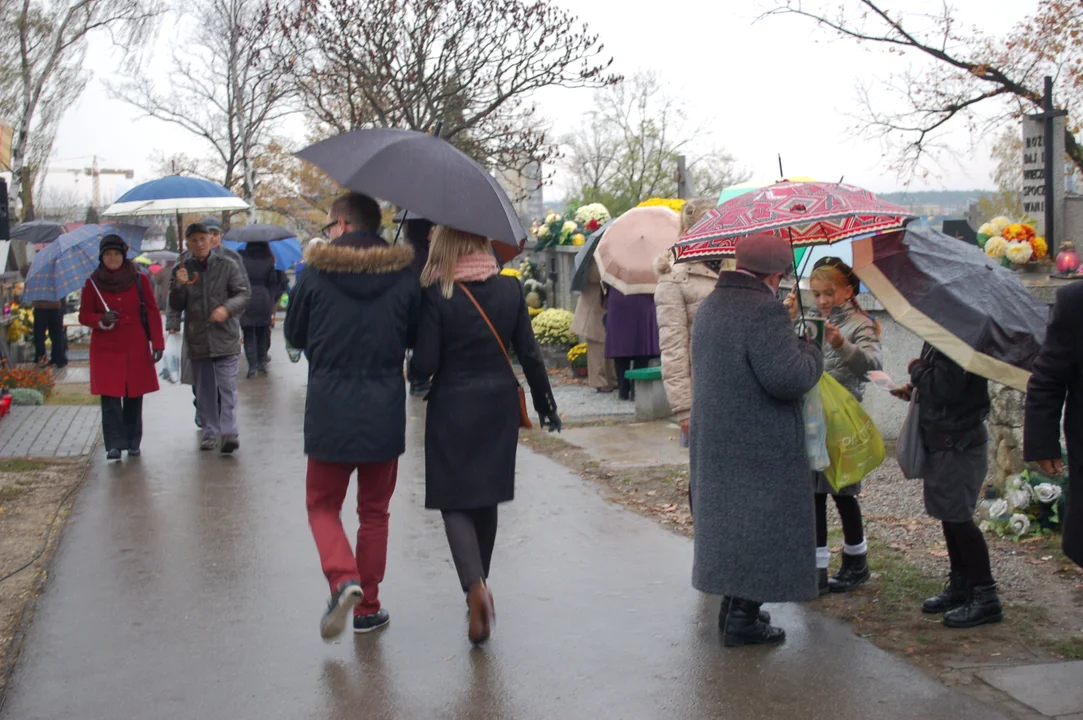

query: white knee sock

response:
[843,540,868,556]
[816,546,831,569]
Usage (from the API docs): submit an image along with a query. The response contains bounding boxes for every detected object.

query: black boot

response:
[723,598,785,647]
[943,583,1003,629]
[818,568,830,596]
[921,572,968,614]
[828,552,870,593]
[718,596,771,630]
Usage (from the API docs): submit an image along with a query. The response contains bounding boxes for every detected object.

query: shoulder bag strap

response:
[455,282,514,373]
[133,274,152,342]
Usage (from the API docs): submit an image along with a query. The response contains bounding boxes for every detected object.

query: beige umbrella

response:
[594,206,680,295]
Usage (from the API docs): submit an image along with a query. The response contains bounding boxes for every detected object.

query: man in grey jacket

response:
[170,223,251,453]
[689,233,823,648]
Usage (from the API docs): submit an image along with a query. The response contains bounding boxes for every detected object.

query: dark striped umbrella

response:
[852,226,1049,392]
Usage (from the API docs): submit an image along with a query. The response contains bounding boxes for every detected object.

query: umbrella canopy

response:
[718,176,818,205]
[594,207,680,295]
[852,226,1049,392]
[149,263,164,275]
[22,224,148,302]
[223,237,303,271]
[11,220,66,245]
[674,181,915,263]
[570,220,614,292]
[102,175,249,217]
[144,250,179,263]
[223,224,295,244]
[296,129,525,261]
[133,253,153,265]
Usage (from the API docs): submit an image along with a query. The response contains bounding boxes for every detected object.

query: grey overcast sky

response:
[35,0,1033,207]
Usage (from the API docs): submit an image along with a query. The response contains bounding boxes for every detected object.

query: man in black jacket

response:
[284,192,420,640]
[1025,282,1083,567]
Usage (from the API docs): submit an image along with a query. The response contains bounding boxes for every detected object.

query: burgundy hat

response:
[735,233,793,275]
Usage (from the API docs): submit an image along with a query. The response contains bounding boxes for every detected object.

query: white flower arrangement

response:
[984,236,1008,259]
[535,224,551,238]
[545,212,561,224]
[990,216,1012,234]
[1034,482,1063,504]
[561,220,578,234]
[987,498,1009,518]
[1008,488,1032,511]
[1005,240,1034,265]
[978,222,995,237]
[1009,513,1031,536]
[574,203,612,226]
[1007,474,1024,491]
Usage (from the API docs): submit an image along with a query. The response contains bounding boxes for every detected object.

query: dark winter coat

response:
[409,275,556,511]
[1025,282,1083,566]
[79,273,165,398]
[168,251,251,360]
[284,235,420,464]
[910,343,990,437]
[604,286,660,359]
[689,272,824,602]
[240,248,279,328]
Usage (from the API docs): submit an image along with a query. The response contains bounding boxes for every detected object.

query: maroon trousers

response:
[306,457,398,616]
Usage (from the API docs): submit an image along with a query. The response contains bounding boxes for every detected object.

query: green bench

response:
[624,365,671,421]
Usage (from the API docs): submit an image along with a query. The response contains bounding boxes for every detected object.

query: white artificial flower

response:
[1006,240,1034,264]
[991,216,1012,233]
[1034,482,1063,504]
[536,224,551,237]
[987,499,1009,518]
[984,236,1008,259]
[1009,513,1031,536]
[978,222,995,237]
[561,220,578,234]
[1008,488,1031,510]
[979,520,991,532]
[574,203,612,225]
[1007,474,1024,490]
[546,212,561,224]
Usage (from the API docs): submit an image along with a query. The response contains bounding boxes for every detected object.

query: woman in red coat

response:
[79,235,165,461]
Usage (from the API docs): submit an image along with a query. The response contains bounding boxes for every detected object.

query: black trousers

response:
[243,326,270,371]
[613,356,652,400]
[442,506,499,592]
[815,493,865,547]
[101,396,143,451]
[943,520,994,586]
[33,308,67,367]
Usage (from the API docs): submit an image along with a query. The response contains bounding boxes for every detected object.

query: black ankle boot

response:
[818,568,830,596]
[943,583,1003,628]
[921,572,969,614]
[723,598,785,647]
[829,552,870,593]
[719,596,771,630]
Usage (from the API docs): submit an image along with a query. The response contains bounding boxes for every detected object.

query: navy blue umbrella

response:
[102,175,249,217]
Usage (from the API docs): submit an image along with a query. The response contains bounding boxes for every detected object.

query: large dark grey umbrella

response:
[296,129,525,262]
[852,226,1049,392]
[223,224,294,244]
[571,220,613,292]
[144,250,179,263]
[11,220,66,245]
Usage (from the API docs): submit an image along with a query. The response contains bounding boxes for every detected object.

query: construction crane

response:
[47,156,134,212]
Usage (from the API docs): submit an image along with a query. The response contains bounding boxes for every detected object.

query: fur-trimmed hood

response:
[653,251,728,280]
[303,240,416,301]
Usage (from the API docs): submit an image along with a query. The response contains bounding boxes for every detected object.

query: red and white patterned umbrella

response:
[672,181,915,263]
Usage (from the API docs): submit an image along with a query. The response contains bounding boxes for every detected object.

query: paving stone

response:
[977,661,1083,717]
[0,405,100,458]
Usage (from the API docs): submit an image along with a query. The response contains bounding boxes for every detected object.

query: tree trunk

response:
[8,128,27,222]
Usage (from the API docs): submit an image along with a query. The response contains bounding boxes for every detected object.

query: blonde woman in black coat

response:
[410,227,561,645]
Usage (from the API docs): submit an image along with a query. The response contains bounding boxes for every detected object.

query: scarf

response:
[430,251,499,283]
[92,260,138,294]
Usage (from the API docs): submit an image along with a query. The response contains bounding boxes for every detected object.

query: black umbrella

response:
[570,220,614,292]
[223,224,294,244]
[852,225,1049,392]
[11,220,66,245]
[296,129,525,262]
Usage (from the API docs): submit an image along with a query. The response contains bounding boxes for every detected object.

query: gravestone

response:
[1022,114,1066,245]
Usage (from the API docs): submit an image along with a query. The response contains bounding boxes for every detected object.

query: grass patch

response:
[867,538,944,608]
[0,459,47,473]
[0,484,25,499]
[1050,637,1083,659]
[45,391,100,406]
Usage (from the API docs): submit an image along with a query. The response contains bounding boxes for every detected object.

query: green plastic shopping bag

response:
[819,373,885,492]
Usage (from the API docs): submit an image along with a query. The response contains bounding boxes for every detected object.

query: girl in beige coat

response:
[654,198,731,439]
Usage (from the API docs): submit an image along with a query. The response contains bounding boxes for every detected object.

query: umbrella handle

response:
[88,279,112,313]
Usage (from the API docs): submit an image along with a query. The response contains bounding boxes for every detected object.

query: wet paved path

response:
[2,332,1004,720]
[0,406,100,458]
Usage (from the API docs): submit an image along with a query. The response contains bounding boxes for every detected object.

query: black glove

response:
[541,410,562,433]
[101,310,119,326]
[152,349,163,363]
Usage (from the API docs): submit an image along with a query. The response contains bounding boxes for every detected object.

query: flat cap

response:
[735,233,794,275]
[199,216,223,231]
[185,222,210,238]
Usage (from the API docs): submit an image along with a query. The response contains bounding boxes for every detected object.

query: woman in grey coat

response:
[787,257,883,594]
[690,234,823,647]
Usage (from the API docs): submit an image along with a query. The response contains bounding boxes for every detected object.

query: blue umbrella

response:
[102,175,249,217]
[223,237,302,271]
[22,224,148,302]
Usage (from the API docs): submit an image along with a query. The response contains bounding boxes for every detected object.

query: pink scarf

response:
[432,251,499,283]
